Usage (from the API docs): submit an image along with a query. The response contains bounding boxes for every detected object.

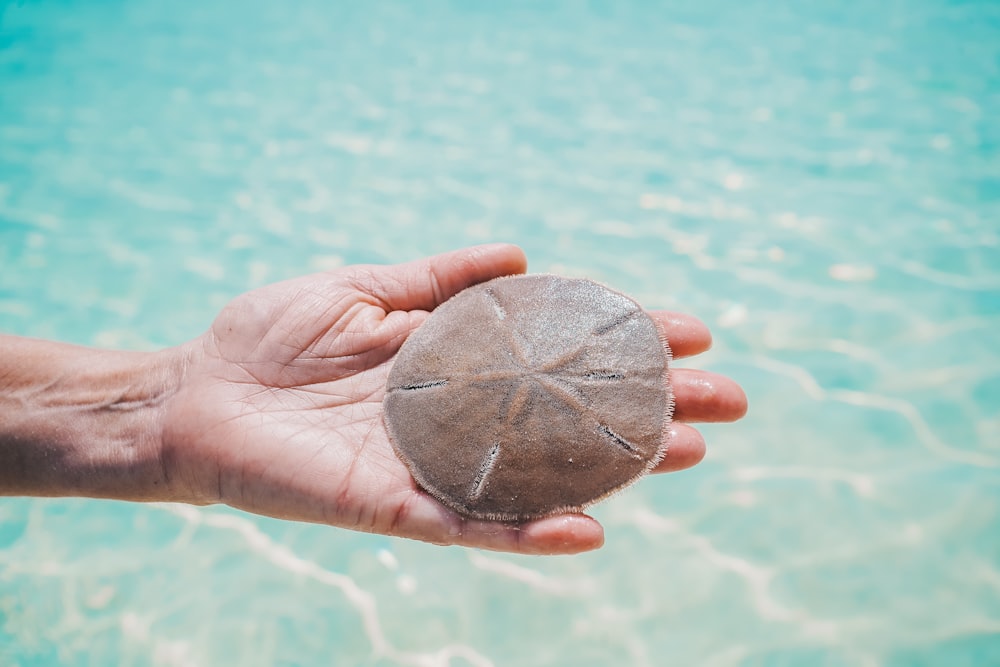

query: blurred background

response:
[1,1,998,665]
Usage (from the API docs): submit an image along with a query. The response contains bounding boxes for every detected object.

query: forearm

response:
[0,335,187,500]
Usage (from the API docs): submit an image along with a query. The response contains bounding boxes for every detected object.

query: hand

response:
[161,244,747,554]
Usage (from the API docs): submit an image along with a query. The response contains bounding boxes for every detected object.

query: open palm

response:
[161,245,746,554]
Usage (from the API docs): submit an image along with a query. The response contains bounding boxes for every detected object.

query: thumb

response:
[353,244,528,313]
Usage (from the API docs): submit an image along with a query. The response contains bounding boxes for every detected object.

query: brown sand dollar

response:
[383,274,672,521]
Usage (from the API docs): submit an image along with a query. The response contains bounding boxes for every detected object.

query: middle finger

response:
[670,368,748,423]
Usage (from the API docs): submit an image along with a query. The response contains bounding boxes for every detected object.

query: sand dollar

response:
[383,274,672,521]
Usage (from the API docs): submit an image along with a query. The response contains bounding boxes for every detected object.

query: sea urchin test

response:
[383,274,672,521]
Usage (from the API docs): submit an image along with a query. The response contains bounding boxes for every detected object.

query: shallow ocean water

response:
[1,1,998,665]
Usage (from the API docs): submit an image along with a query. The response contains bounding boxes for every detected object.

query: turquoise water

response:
[2,0,999,665]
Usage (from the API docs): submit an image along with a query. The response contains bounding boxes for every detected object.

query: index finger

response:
[649,311,712,359]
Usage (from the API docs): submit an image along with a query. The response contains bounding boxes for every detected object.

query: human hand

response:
[161,244,747,554]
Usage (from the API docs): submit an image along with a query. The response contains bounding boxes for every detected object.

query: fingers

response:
[458,514,605,556]
[651,423,706,474]
[389,492,605,555]
[649,311,712,359]
[671,369,748,422]
[358,244,528,313]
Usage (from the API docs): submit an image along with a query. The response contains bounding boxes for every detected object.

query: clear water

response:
[2,1,998,665]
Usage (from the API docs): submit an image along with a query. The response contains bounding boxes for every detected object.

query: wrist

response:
[0,336,191,501]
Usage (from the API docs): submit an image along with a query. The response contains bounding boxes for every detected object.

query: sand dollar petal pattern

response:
[384,274,672,521]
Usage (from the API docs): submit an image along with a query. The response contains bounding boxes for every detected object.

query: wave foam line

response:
[467,552,595,596]
[156,504,492,667]
[752,356,999,469]
[631,507,838,641]
[830,389,999,469]
[733,465,875,497]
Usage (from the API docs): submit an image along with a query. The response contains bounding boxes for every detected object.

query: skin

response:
[0,244,747,555]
